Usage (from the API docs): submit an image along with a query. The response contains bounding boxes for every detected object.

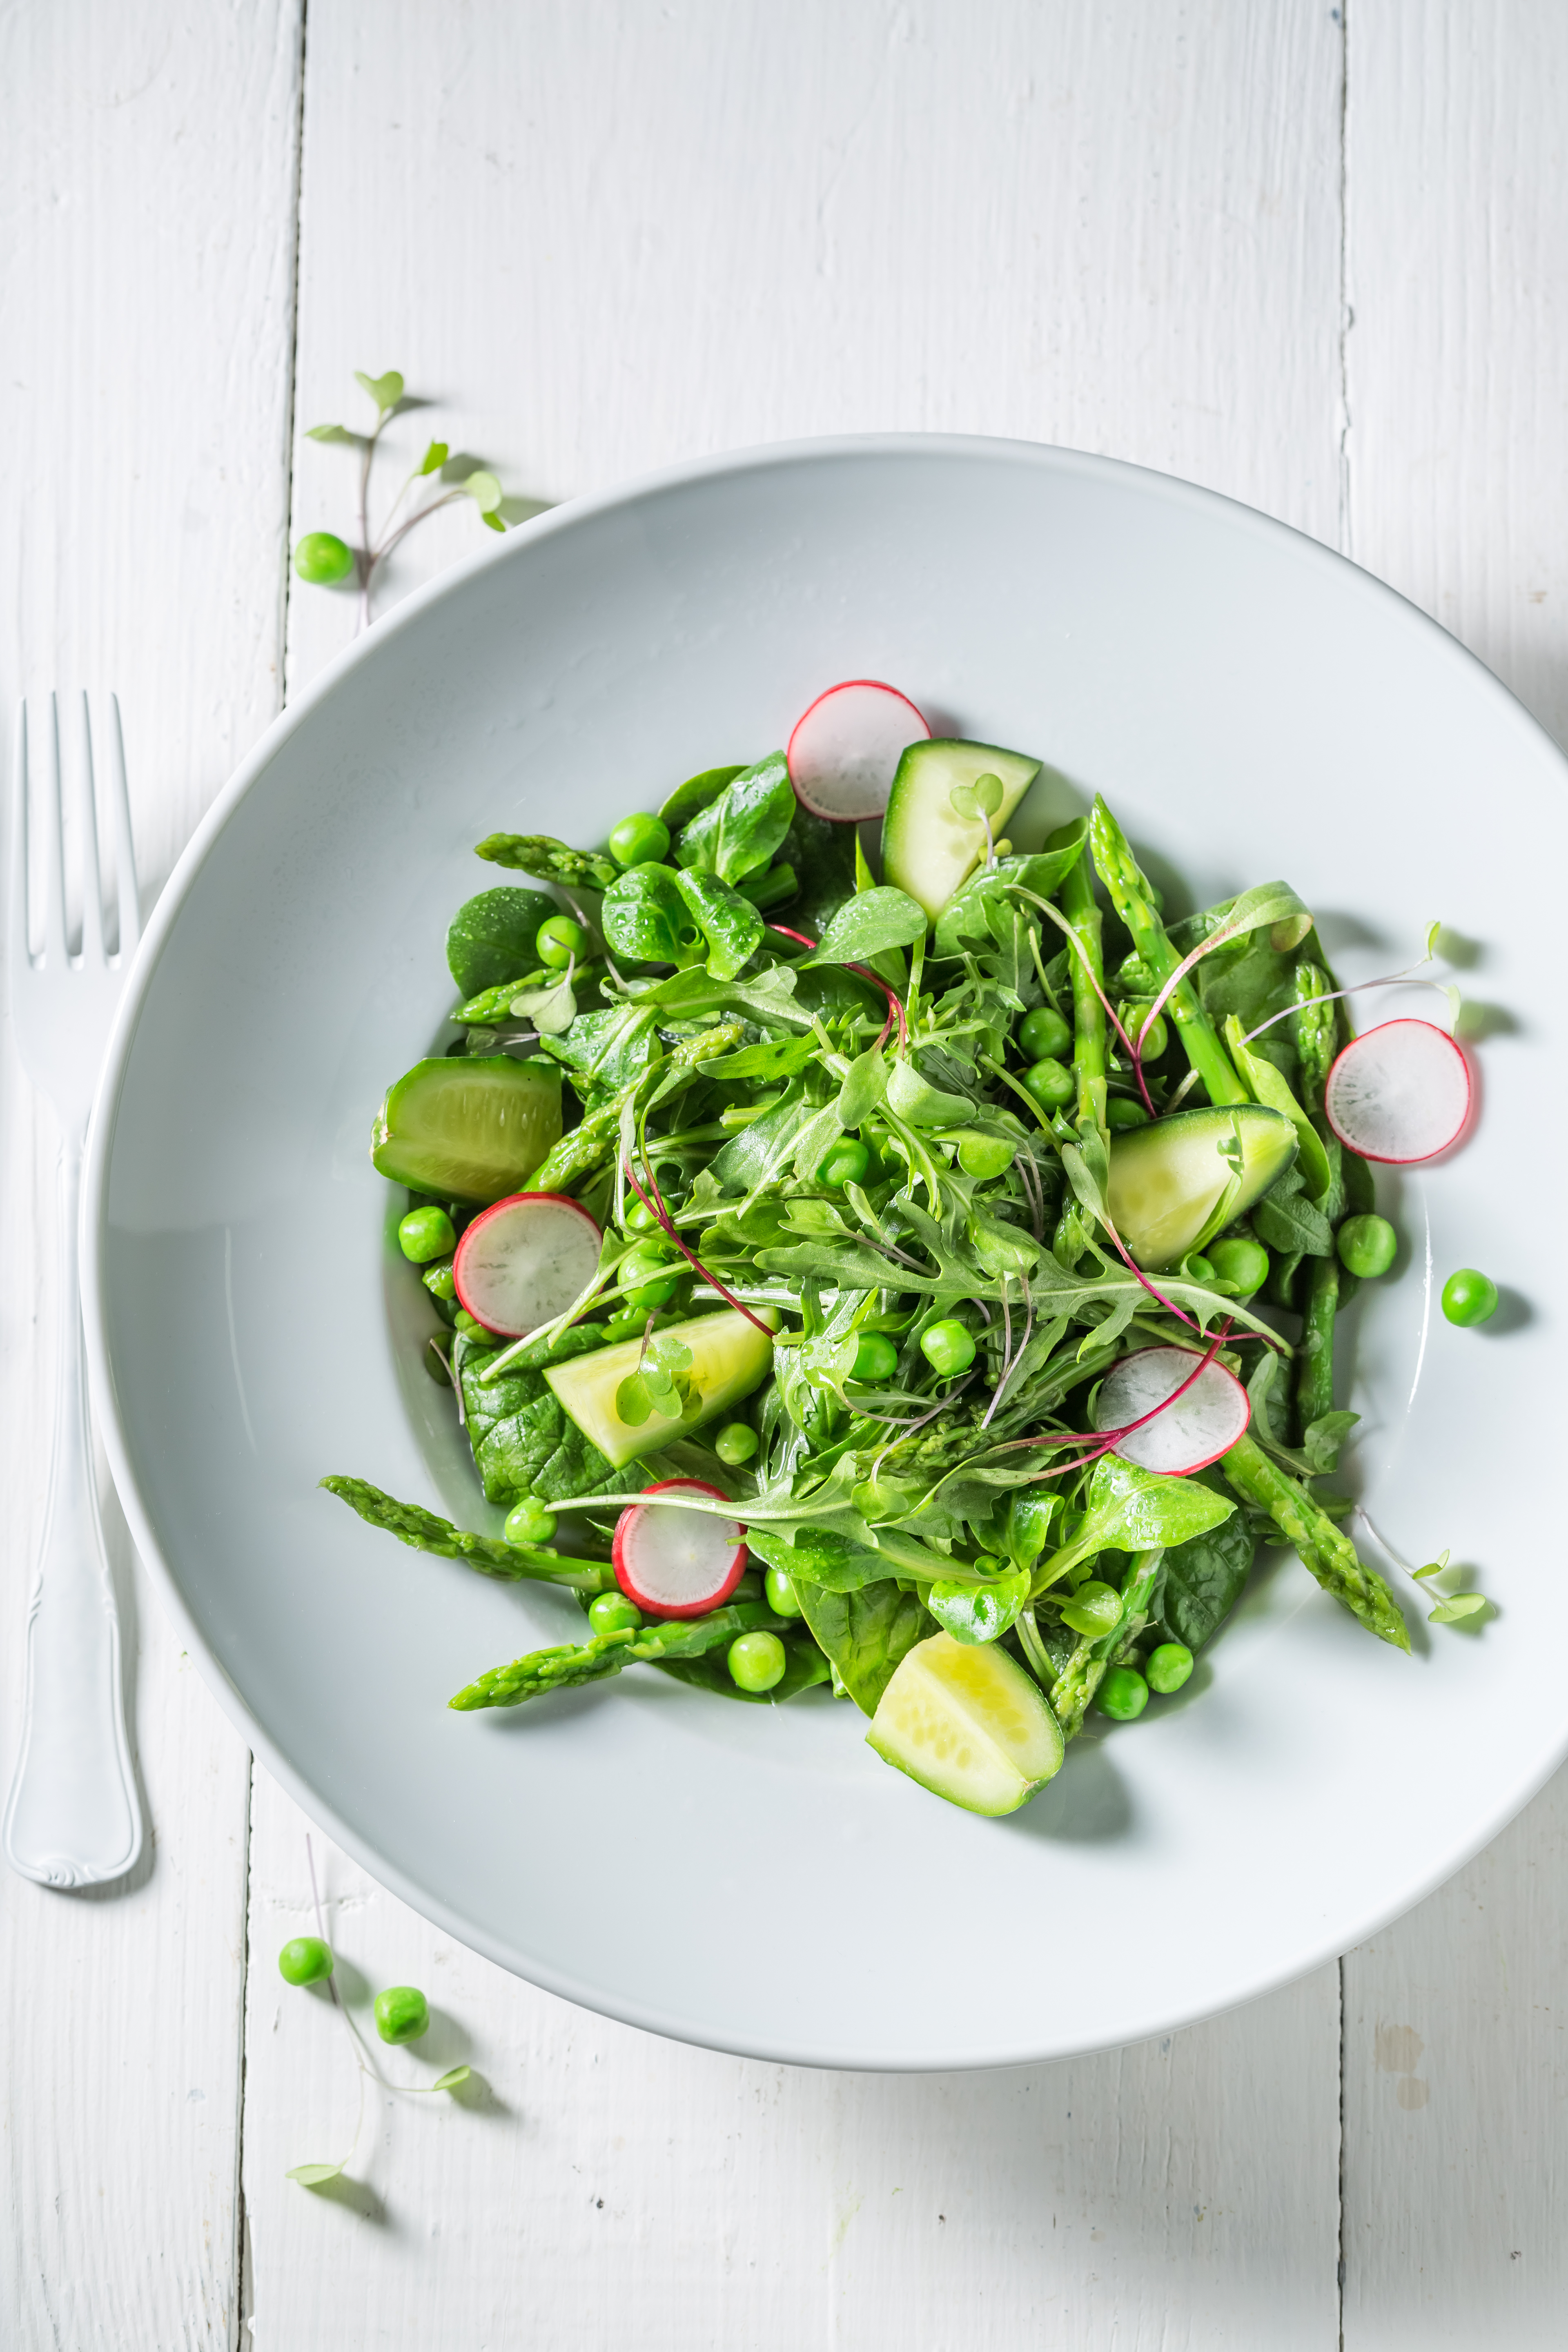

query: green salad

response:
[326,694,1458,1819]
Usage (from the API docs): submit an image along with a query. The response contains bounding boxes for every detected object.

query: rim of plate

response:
[79,432,1568,2070]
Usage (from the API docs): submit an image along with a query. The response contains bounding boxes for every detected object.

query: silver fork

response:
[4,693,144,1886]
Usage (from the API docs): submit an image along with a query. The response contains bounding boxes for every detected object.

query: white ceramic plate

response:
[83,438,1565,2070]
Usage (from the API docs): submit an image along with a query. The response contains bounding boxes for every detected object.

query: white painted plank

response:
[0,6,302,2344]
[247,1767,1339,2352]
[1341,7,1568,2339]
[255,5,1350,2343]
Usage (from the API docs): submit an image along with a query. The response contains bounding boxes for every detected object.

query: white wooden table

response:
[4,6,1566,2343]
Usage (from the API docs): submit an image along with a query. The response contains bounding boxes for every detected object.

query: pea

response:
[422,1257,457,1300]
[1116,952,1156,994]
[292,530,354,585]
[956,1131,1015,1180]
[851,1331,900,1383]
[920,1318,977,1376]
[764,1565,804,1618]
[728,1630,787,1692]
[504,1497,557,1548]
[602,1310,647,1343]
[1018,1005,1071,1062]
[626,1273,684,1312]
[588,1591,642,1634]
[1207,1235,1270,1295]
[1145,1641,1194,1694]
[715,1421,759,1466]
[1183,1255,1215,1285]
[398,1205,456,1263]
[373,1985,430,2045]
[1021,1057,1074,1112]
[608,811,671,868]
[1105,1097,1151,1131]
[278,1935,334,1987]
[624,1197,662,1232]
[619,1237,677,1291]
[1441,1267,1499,1327]
[537,915,590,967]
[818,1137,871,1188]
[1095,1666,1150,1721]
[453,1309,497,1339]
[1338,1213,1398,1280]
[1120,1002,1168,1059]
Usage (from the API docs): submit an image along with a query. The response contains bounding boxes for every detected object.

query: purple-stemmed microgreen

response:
[298,368,510,631]
[1233,924,1459,1055]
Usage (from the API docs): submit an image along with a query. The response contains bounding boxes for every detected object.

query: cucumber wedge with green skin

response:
[867,1632,1064,1815]
[1107,1103,1298,1270]
[546,1307,777,1470]
[371,1057,562,1203]
[881,739,1042,923]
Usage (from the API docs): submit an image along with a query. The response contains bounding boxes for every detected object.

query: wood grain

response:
[0,5,302,2344]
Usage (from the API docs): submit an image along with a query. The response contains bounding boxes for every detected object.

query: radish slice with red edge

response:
[1092,1345,1250,1476]
[787,679,930,822]
[1322,1019,1470,1163]
[452,1192,602,1339]
[612,1479,747,1619]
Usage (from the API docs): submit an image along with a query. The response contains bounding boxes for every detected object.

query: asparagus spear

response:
[1049,1547,1165,1737]
[1088,797,1247,1108]
[450,1598,790,1710]
[1295,1253,1340,1433]
[1292,963,1345,1432]
[321,1475,617,1594]
[527,1019,745,1194]
[1219,1432,1409,1649]
[1050,820,1108,1134]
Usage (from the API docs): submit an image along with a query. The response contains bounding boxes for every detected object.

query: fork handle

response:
[4,1132,143,1887]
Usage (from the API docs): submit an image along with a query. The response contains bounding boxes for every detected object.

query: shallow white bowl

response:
[84,437,1565,2069]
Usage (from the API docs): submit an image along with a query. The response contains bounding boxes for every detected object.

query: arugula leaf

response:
[677,751,795,883]
[885,1056,974,1127]
[1251,1164,1334,1258]
[806,886,926,967]
[475,833,620,890]
[673,866,766,979]
[709,1087,817,1193]
[932,829,1089,958]
[788,1575,933,1714]
[836,1044,891,1128]
[1302,1409,1360,1476]
[537,1004,658,1094]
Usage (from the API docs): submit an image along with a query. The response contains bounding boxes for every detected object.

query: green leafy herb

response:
[806,886,927,967]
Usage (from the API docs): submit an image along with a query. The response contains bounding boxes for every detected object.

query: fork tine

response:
[39,693,68,969]
[9,702,28,976]
[76,694,106,968]
[100,693,139,956]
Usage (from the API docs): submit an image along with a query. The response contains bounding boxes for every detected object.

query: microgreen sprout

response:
[949,771,1005,870]
[1355,1524,1489,1626]
[296,368,512,630]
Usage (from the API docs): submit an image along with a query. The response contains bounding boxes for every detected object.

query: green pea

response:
[608,811,671,868]
[398,1205,456,1263]
[588,1590,642,1634]
[1206,1235,1270,1295]
[764,1566,804,1618]
[292,530,354,585]
[920,1318,977,1377]
[602,1310,647,1343]
[1115,952,1156,994]
[1441,1267,1499,1327]
[1120,1002,1168,1060]
[1105,1097,1151,1131]
[626,1273,684,1313]
[1338,1213,1398,1280]
[374,1985,430,2045]
[956,1131,1015,1181]
[1021,1056,1074,1111]
[1018,1004,1071,1062]
[818,1137,871,1188]
[715,1421,759,1466]
[728,1630,787,1692]
[537,915,590,967]
[851,1331,900,1383]
[1183,1254,1215,1284]
[619,1237,677,1291]
[504,1496,557,1547]
[422,1257,457,1300]
[1145,1642,1194,1694]
[624,1197,662,1232]
[453,1309,497,1339]
[278,1935,334,1987]
[1095,1666,1150,1721]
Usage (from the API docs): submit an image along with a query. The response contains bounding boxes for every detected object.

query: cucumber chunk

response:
[867,1633,1063,1815]
[880,739,1042,922]
[371,1056,562,1203]
[1107,1103,1297,1270]
[546,1307,777,1470]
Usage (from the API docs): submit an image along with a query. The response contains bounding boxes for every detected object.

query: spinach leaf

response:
[446,887,557,996]
[674,866,766,979]
[1146,1468,1258,1650]
[709,1087,817,1192]
[789,1574,933,1715]
[455,1327,619,1504]
[658,764,744,829]
[781,804,858,938]
[677,751,795,884]
[601,862,703,967]
[1040,1453,1237,1588]
[807,886,927,967]
[474,833,619,890]
[654,1638,831,1703]
[744,1522,889,1592]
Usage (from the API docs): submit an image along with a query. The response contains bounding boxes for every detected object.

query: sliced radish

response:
[612,1478,747,1619]
[452,1192,602,1339]
[787,679,930,822]
[1322,1019,1471,1163]
[1092,1345,1250,1476]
